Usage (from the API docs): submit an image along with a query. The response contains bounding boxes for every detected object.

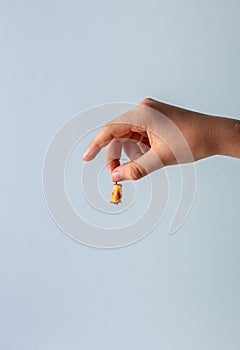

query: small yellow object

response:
[110,182,122,204]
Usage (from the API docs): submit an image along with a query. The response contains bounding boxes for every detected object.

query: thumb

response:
[111,149,163,181]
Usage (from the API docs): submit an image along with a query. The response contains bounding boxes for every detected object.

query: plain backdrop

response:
[1,0,240,349]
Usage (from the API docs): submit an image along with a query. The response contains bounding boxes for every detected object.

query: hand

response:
[82,98,240,181]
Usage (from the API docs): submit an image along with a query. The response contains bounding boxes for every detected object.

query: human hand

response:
[82,98,240,181]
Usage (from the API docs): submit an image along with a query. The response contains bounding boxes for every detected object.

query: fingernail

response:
[112,170,123,182]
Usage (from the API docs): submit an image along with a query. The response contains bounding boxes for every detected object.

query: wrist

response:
[209,116,240,158]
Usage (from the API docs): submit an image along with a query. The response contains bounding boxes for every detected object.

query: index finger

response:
[82,122,132,161]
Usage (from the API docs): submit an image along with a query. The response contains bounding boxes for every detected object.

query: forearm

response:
[208,116,240,158]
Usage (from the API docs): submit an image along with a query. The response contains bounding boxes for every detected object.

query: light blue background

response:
[1,0,240,349]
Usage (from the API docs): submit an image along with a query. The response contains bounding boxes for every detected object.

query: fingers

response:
[106,139,151,181]
[82,125,114,161]
[136,136,151,154]
[111,147,163,182]
[106,139,122,177]
[82,120,134,161]
[122,140,144,160]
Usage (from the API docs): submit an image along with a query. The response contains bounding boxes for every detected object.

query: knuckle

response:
[128,163,145,180]
[103,122,113,132]
[104,121,113,127]
[139,97,155,107]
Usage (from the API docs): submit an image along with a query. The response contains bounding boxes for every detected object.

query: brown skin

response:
[82,98,240,181]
